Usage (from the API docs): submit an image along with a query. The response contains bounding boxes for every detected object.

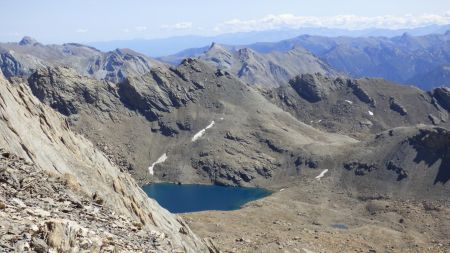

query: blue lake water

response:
[143,183,271,213]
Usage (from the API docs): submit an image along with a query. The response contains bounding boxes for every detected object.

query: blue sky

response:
[1,0,449,43]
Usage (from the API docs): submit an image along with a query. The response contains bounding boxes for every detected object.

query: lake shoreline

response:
[142,182,272,213]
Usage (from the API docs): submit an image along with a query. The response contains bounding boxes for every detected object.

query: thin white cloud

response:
[161,22,193,30]
[135,26,147,32]
[214,11,450,33]
[76,28,88,33]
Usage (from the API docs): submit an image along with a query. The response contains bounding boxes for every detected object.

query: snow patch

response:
[148,153,168,175]
[191,121,215,142]
[344,100,353,105]
[368,110,374,116]
[315,169,329,180]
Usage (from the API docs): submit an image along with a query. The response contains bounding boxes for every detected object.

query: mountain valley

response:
[0,33,449,252]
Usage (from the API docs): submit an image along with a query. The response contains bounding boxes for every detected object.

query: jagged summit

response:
[18,36,38,46]
[206,42,229,54]
[198,43,336,88]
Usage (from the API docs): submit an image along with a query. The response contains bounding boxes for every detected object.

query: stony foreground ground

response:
[184,174,450,253]
[0,149,170,252]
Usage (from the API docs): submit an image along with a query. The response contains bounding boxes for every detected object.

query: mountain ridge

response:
[87,24,450,57]
[162,31,450,90]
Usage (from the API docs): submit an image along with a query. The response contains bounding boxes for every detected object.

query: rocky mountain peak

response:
[19,36,38,46]
[201,44,234,71]
[206,43,231,56]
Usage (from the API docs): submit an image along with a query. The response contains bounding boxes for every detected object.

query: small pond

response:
[143,183,271,213]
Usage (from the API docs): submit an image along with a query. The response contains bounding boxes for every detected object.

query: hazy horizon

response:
[1,0,450,44]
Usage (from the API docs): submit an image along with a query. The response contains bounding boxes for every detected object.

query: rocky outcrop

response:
[386,161,408,181]
[347,79,375,106]
[433,87,450,112]
[344,162,378,176]
[0,72,208,252]
[389,97,408,116]
[290,73,336,102]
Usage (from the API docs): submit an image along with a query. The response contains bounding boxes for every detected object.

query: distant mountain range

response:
[162,31,450,90]
[88,24,450,57]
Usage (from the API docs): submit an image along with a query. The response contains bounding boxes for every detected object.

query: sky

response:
[1,0,450,43]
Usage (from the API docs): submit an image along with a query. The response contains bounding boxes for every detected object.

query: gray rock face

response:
[0,51,24,78]
[117,65,195,122]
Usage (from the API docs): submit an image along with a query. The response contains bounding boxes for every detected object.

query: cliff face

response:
[0,71,208,252]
